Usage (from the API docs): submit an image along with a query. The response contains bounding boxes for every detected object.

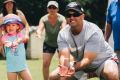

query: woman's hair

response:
[2,2,18,16]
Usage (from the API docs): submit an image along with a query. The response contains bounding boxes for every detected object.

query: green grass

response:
[0,54,99,80]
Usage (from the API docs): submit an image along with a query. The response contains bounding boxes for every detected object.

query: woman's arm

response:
[36,18,45,39]
[17,10,30,35]
[74,51,96,71]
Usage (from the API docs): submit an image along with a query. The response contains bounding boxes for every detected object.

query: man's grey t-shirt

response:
[57,20,114,69]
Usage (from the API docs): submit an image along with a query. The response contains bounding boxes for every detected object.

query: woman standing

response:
[36,1,66,80]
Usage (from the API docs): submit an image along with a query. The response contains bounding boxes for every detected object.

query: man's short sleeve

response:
[57,31,69,51]
[85,32,102,53]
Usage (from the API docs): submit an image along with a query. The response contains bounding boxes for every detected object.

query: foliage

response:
[0,0,108,29]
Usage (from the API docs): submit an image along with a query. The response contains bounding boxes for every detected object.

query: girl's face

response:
[5,2,14,12]
[5,23,19,34]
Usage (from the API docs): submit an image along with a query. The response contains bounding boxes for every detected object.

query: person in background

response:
[49,2,119,80]
[0,14,32,80]
[36,1,66,80]
[0,0,30,35]
[104,0,120,79]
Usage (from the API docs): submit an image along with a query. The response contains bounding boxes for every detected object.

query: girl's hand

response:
[4,41,12,47]
[12,41,18,48]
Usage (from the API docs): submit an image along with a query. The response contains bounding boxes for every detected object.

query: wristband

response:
[69,61,76,67]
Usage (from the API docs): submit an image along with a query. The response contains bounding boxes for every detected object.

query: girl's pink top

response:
[1,32,23,41]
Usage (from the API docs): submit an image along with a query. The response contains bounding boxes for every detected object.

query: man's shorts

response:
[43,42,58,54]
[93,53,118,77]
[75,54,119,79]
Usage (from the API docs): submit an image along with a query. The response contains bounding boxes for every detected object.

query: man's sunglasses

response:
[65,12,82,18]
[48,6,57,9]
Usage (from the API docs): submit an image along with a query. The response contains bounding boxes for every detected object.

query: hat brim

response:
[47,5,58,8]
[3,0,15,4]
[3,21,25,31]
[65,8,82,13]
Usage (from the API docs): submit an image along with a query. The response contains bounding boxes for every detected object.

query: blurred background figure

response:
[104,0,120,79]
[36,1,66,80]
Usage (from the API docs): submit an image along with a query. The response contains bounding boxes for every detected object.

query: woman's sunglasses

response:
[65,12,82,18]
[48,6,57,9]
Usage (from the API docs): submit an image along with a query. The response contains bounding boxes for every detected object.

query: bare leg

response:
[115,51,120,79]
[102,59,119,80]
[43,53,54,80]
[7,72,17,80]
[19,69,32,80]
[17,74,21,80]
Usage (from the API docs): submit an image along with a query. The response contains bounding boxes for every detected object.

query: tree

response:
[0,0,108,29]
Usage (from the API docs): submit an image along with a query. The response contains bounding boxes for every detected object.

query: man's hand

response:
[59,65,69,77]
[59,65,75,77]
[67,66,75,76]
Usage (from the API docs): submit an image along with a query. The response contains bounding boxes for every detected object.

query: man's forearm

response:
[74,58,91,71]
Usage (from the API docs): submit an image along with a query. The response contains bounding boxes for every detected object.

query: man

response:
[36,1,66,80]
[49,2,119,80]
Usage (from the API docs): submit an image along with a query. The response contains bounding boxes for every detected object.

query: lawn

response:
[0,54,99,80]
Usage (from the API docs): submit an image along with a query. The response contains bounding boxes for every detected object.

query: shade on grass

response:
[0,54,99,80]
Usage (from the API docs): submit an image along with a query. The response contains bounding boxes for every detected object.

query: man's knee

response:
[102,71,119,80]
[102,60,119,80]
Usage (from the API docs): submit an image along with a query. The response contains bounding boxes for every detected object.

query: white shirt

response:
[57,20,114,69]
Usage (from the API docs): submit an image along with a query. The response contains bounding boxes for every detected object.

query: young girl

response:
[1,14,32,80]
